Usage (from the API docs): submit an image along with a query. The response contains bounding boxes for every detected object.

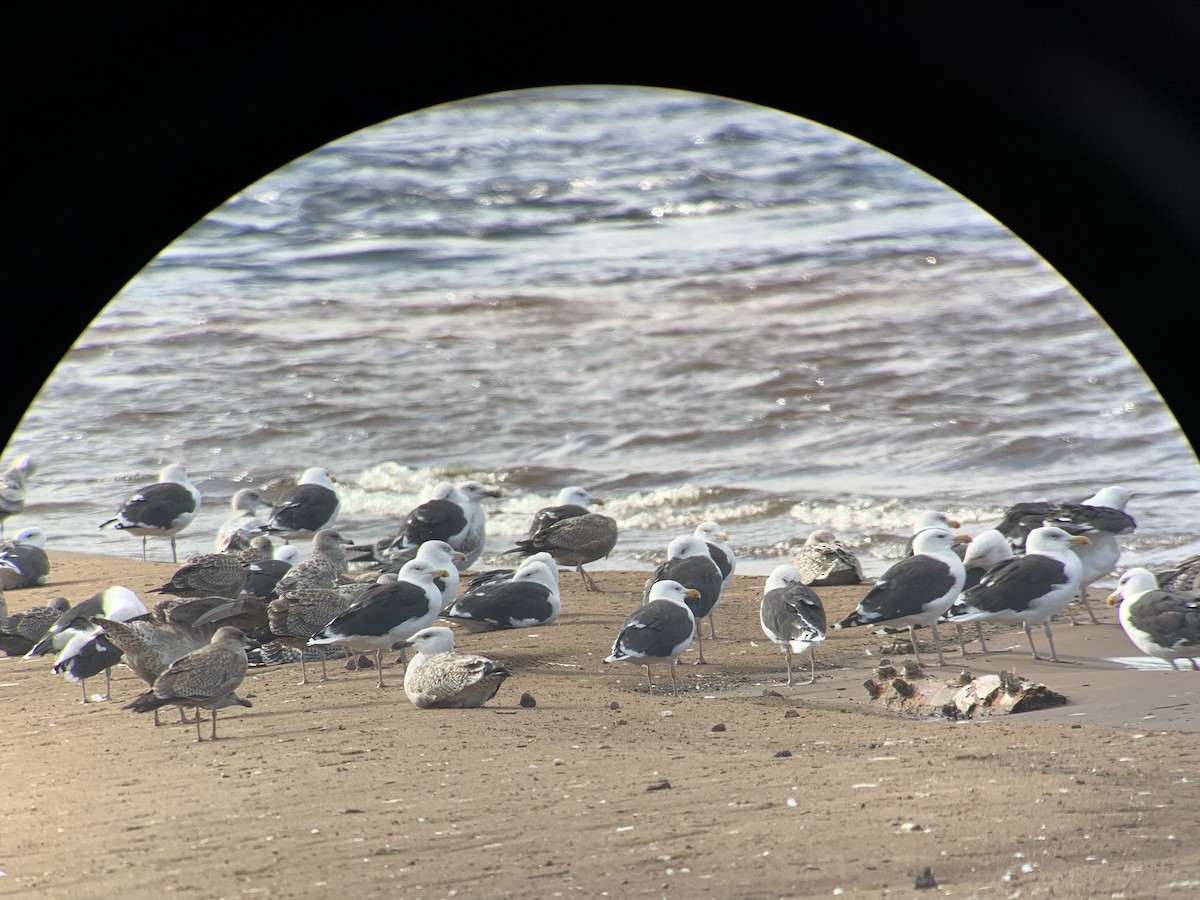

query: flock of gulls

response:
[2,452,1199,742]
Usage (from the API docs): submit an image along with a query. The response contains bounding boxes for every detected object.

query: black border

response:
[9,5,1199,456]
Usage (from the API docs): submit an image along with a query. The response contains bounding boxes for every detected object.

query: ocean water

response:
[5,85,1198,579]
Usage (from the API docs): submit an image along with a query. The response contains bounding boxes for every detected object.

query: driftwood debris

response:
[861,659,1068,719]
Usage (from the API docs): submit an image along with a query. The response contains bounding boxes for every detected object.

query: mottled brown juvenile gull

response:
[0,526,52,590]
[794,529,864,587]
[1106,567,1200,670]
[124,625,254,741]
[214,488,270,553]
[835,528,970,667]
[0,454,36,539]
[91,612,219,724]
[1154,554,1200,593]
[99,463,202,562]
[264,467,340,542]
[271,528,354,596]
[392,625,512,709]
[509,511,618,593]
[267,578,385,684]
[759,564,827,685]
[0,596,70,656]
[642,535,723,663]
[151,551,247,600]
[604,580,699,696]
[442,559,561,632]
[308,558,448,688]
[944,526,1089,663]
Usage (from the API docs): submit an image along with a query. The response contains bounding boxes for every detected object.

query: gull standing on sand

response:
[99,463,202,562]
[124,626,254,742]
[151,551,247,600]
[944,526,1089,663]
[384,481,502,570]
[508,511,618,593]
[605,580,699,696]
[642,535,724,664]
[1106,567,1200,670]
[308,558,449,688]
[834,528,970,667]
[759,563,827,685]
[392,625,512,708]
[525,485,606,537]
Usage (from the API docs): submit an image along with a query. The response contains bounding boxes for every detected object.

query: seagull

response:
[642,535,724,664]
[99,463,202,562]
[270,528,354,597]
[0,596,71,656]
[834,528,970,667]
[508,511,618,593]
[947,528,1015,654]
[759,563,827,685]
[1106,567,1200,670]
[308,558,448,688]
[241,544,302,601]
[0,454,36,539]
[90,610,222,724]
[944,526,1089,663]
[392,626,512,709]
[441,559,561,632]
[26,585,149,702]
[605,580,699,696]
[794,529,864,587]
[150,551,247,600]
[525,486,605,537]
[124,626,255,742]
[214,488,271,553]
[0,526,52,590]
[694,521,736,596]
[1154,554,1200,593]
[384,481,502,570]
[267,582,368,684]
[264,467,340,542]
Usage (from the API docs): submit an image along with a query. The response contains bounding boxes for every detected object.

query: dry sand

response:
[2,550,1198,898]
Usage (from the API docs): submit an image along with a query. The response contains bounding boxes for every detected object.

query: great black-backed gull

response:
[605,580,699,696]
[944,525,1089,663]
[264,468,340,542]
[995,486,1135,625]
[794,529,864,587]
[525,486,605,537]
[151,551,247,600]
[948,528,1014,653]
[0,596,70,656]
[308,558,448,688]
[214,488,270,553]
[442,558,561,632]
[392,625,512,709]
[241,544,302,600]
[27,585,148,701]
[643,535,725,664]
[0,526,52,590]
[508,512,618,593]
[99,463,202,562]
[759,563,827,685]
[0,454,36,539]
[384,481,502,570]
[694,522,736,595]
[267,581,371,684]
[1106,567,1200,670]
[834,527,970,667]
[124,626,254,742]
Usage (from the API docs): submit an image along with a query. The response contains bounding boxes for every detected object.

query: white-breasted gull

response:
[0,526,52,590]
[99,463,202,562]
[759,563,827,685]
[943,525,1089,663]
[834,527,970,667]
[392,625,512,709]
[0,454,36,539]
[1106,567,1200,670]
[264,467,340,542]
[642,534,724,664]
[605,579,699,696]
[442,558,561,632]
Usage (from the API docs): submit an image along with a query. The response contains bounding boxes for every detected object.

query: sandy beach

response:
[2,550,1198,898]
